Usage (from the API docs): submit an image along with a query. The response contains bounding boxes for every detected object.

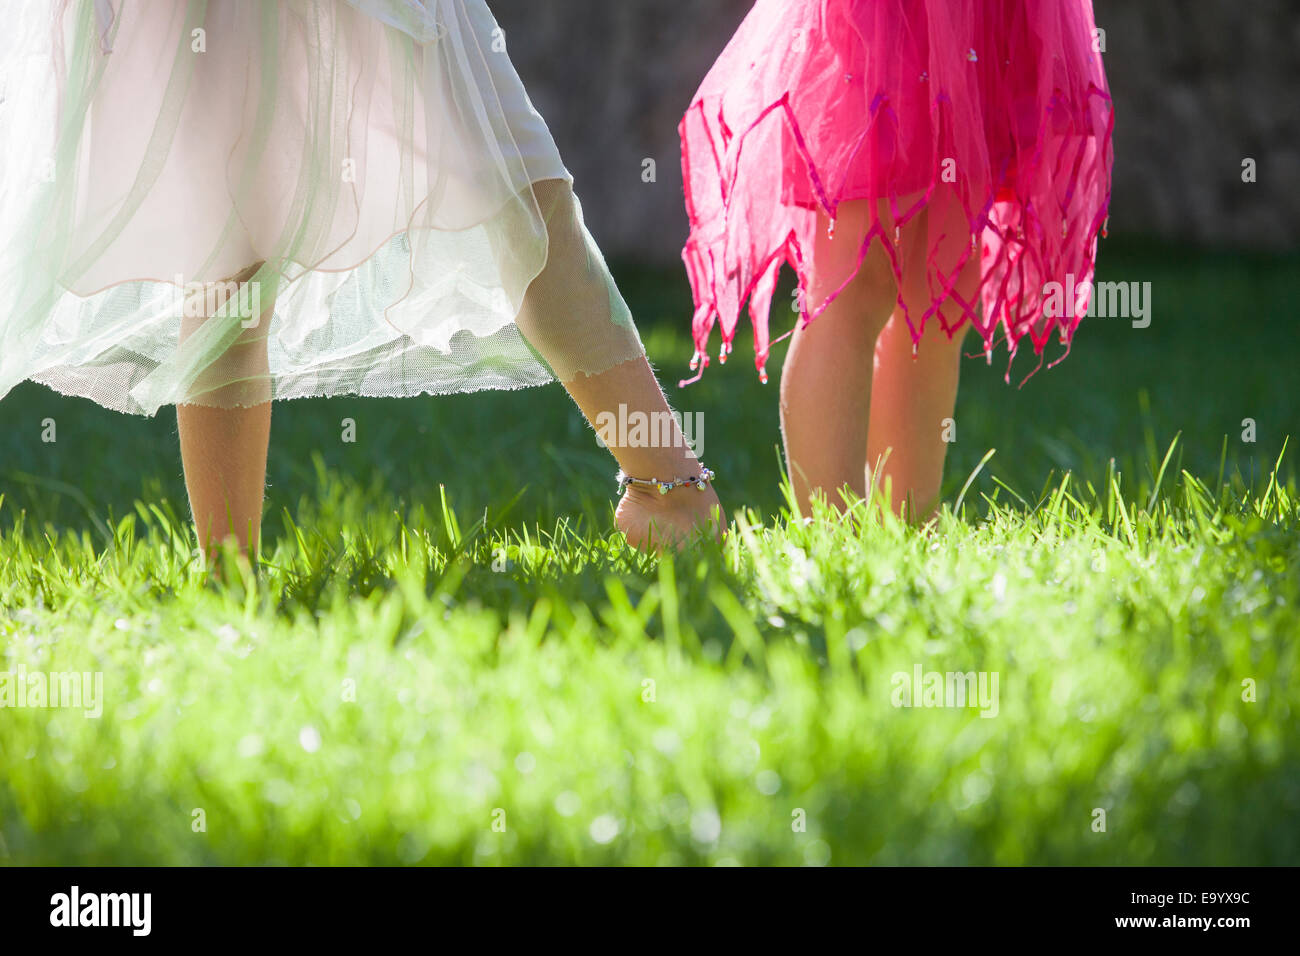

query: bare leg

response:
[866,310,968,520]
[867,206,978,521]
[572,358,722,551]
[779,200,897,513]
[176,261,273,564]
[178,401,270,560]
[512,181,722,550]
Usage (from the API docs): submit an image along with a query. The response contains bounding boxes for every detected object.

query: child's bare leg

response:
[568,358,722,550]
[866,208,978,520]
[780,200,897,513]
[176,261,272,563]
[178,402,270,560]
[512,181,721,549]
[866,307,969,520]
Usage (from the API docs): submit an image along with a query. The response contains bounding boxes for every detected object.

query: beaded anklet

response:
[616,466,716,495]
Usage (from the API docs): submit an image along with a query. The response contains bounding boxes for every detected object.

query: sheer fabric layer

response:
[680,0,1114,383]
[0,0,644,415]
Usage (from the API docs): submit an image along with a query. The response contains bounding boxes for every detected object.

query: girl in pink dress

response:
[680,0,1113,517]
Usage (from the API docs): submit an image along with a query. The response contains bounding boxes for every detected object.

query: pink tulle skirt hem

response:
[679,0,1114,385]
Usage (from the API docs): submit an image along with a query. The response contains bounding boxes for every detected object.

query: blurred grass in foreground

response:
[0,236,1296,864]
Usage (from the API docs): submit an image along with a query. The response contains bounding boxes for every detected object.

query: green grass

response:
[1,237,1297,865]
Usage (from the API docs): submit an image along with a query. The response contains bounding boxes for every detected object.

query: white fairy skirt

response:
[0,0,642,415]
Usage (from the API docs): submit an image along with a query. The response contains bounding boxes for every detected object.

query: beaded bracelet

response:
[616,466,716,495]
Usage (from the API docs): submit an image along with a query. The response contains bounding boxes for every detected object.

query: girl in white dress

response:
[0,0,721,557]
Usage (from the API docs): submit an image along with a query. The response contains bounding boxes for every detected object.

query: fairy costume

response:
[679,0,1114,384]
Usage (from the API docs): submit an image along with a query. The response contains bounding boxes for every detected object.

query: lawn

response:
[0,237,1297,865]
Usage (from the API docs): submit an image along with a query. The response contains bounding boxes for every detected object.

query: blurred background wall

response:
[492,0,1300,263]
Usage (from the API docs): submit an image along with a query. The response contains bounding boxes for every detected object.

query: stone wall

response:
[492,0,1300,262]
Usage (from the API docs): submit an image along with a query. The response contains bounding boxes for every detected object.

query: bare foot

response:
[615,485,725,552]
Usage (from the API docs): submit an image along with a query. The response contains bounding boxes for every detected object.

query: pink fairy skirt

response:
[680,0,1114,384]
